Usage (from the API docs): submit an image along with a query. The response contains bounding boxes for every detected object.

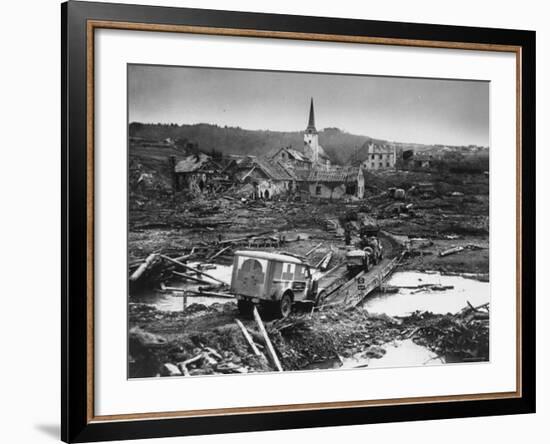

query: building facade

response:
[360,143,397,170]
[306,168,364,200]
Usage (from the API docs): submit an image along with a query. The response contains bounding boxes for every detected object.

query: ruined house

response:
[270,146,312,170]
[305,168,365,200]
[229,157,296,199]
[170,153,223,193]
[407,153,433,169]
[360,143,397,170]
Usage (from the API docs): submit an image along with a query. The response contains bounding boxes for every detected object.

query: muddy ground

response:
[128,169,489,378]
[129,301,489,377]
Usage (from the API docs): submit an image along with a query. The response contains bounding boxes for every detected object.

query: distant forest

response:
[129,122,386,165]
[129,122,489,167]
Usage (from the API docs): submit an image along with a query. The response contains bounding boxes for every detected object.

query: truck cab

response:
[230,250,315,317]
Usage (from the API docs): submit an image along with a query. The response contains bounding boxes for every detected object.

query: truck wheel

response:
[237,300,254,317]
[315,290,327,307]
[277,292,293,318]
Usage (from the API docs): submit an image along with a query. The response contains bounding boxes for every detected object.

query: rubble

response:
[129,300,489,377]
[128,167,490,377]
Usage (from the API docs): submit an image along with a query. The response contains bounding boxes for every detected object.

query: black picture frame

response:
[62,1,536,442]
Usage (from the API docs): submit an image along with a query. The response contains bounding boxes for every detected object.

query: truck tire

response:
[315,290,327,307]
[277,292,293,318]
[237,300,254,317]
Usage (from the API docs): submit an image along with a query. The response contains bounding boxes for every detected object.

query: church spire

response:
[306,97,317,133]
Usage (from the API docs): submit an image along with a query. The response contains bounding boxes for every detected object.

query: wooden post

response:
[252,307,283,372]
[235,319,264,359]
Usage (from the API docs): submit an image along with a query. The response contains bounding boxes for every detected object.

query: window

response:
[316,185,322,195]
[386,162,390,167]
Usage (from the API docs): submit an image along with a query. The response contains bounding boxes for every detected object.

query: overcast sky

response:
[128,64,489,147]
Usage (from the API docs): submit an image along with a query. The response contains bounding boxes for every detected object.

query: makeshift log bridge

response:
[318,253,404,309]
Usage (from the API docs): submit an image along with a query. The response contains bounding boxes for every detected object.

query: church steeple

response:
[306,97,317,133]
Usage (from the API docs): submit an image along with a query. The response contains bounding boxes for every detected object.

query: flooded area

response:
[363,271,490,317]
[342,339,444,369]
[130,263,233,311]
[129,266,490,377]
[135,268,490,319]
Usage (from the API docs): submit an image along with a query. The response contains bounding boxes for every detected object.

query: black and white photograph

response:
[127,64,490,379]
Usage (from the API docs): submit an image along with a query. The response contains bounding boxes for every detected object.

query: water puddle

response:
[363,271,490,316]
[342,340,443,369]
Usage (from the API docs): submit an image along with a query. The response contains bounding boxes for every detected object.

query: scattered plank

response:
[160,254,226,284]
[316,251,333,271]
[439,246,465,257]
[172,271,212,285]
[207,245,232,261]
[305,242,323,257]
[252,307,283,372]
[186,290,234,299]
[130,253,159,282]
[235,319,264,359]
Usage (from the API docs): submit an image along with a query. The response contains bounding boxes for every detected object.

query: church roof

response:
[306,98,317,133]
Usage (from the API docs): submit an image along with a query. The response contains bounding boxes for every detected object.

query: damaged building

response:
[360,143,397,170]
[305,168,365,200]
[170,153,224,193]
[228,156,296,199]
[270,146,312,170]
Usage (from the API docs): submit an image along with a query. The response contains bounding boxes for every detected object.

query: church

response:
[270,98,332,171]
[302,98,331,170]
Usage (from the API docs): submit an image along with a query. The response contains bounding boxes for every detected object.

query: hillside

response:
[129,122,489,166]
[129,123,385,165]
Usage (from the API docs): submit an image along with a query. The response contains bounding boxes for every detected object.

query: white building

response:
[360,143,396,170]
[303,98,331,170]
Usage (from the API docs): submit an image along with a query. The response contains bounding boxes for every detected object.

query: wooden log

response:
[182,353,204,366]
[178,363,190,376]
[130,253,158,282]
[235,319,263,358]
[159,284,231,298]
[160,254,225,284]
[207,245,232,261]
[439,246,465,257]
[252,307,283,372]
[172,271,212,285]
[305,242,323,257]
[173,247,196,263]
[315,251,333,270]
[187,290,234,299]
